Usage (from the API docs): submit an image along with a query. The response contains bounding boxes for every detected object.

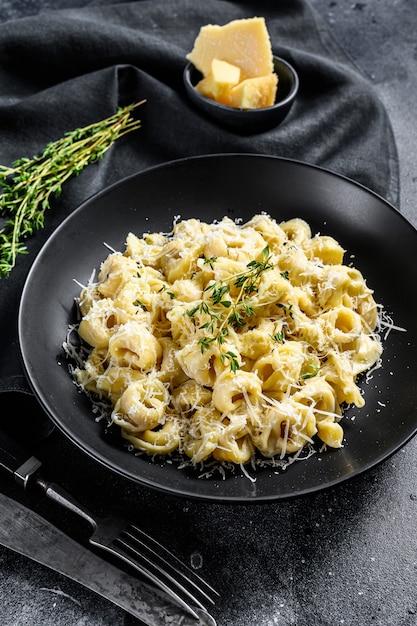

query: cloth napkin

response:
[0,0,399,412]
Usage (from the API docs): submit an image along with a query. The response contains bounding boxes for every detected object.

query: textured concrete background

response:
[311,0,417,224]
[0,2,416,625]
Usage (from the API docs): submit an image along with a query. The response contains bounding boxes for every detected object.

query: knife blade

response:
[0,493,216,626]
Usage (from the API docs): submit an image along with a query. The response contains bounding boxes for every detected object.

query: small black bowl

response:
[183,55,299,134]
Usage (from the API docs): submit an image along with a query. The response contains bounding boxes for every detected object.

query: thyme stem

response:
[0,99,146,278]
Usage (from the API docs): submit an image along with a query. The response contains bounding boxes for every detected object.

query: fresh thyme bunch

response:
[0,100,146,278]
[186,247,275,372]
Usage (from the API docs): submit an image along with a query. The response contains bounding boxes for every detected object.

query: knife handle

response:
[0,429,29,474]
[0,429,42,487]
[0,428,95,526]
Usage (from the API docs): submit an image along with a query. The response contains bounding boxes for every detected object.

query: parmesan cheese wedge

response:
[219,73,278,109]
[197,59,241,101]
[187,17,274,79]
[187,17,278,110]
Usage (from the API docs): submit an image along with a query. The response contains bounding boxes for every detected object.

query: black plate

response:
[18,154,417,502]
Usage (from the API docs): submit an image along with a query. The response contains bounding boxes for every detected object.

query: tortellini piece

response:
[73,213,384,467]
[212,370,262,414]
[108,321,162,371]
[78,299,129,348]
[303,234,345,265]
[203,216,266,262]
[252,400,317,457]
[95,365,147,404]
[113,378,169,432]
[183,405,224,463]
[176,340,217,387]
[213,432,254,464]
[97,253,139,298]
[159,240,204,283]
[316,419,344,449]
[122,416,181,455]
[125,231,167,267]
[254,342,307,393]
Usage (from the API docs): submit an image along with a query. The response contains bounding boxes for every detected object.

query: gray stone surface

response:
[310,0,417,223]
[0,2,416,625]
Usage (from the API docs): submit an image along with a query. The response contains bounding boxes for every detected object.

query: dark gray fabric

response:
[0,0,399,397]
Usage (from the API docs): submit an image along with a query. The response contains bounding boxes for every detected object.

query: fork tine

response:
[122,524,219,603]
[114,534,211,612]
[103,538,204,620]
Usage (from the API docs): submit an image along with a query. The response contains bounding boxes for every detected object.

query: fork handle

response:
[35,478,98,529]
[0,429,97,529]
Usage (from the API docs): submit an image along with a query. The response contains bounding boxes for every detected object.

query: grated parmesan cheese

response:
[63,213,405,477]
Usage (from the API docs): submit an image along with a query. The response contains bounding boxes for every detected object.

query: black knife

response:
[0,492,215,626]
[0,429,216,626]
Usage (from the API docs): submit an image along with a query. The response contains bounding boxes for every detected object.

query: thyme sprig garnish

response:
[271,330,286,344]
[301,362,320,379]
[187,246,274,372]
[0,100,146,278]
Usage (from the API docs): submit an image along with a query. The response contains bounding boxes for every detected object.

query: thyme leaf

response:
[271,330,286,344]
[219,350,240,374]
[301,363,320,379]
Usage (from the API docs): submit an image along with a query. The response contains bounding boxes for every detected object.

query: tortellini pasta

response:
[73,214,383,467]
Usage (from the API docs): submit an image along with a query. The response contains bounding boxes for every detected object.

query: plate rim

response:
[18,153,417,502]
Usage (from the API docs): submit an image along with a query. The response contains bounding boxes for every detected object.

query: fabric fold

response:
[0,0,399,401]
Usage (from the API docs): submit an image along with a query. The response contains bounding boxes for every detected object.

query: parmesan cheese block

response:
[197,58,241,101]
[187,17,274,80]
[219,73,278,109]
